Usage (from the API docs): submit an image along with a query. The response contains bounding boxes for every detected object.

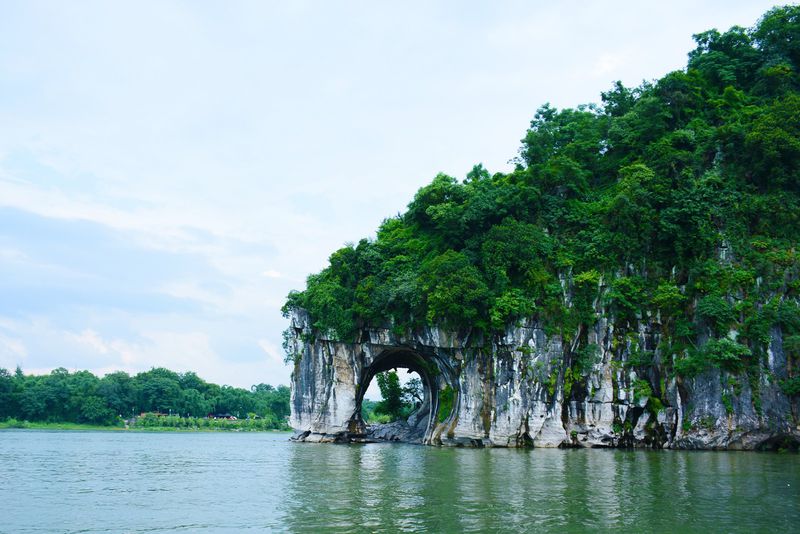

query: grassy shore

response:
[0,421,127,431]
[0,419,292,432]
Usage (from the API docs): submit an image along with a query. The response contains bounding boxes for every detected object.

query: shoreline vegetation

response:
[0,419,293,432]
[0,366,291,431]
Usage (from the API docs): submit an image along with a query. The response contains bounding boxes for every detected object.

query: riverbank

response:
[0,419,292,432]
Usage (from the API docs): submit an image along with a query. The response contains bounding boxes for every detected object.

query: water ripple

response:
[0,431,798,533]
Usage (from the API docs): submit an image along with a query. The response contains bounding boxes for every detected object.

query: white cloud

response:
[0,248,28,262]
[0,333,27,370]
[258,339,285,366]
[0,334,27,357]
[592,53,627,77]
[0,314,290,387]
[67,329,109,354]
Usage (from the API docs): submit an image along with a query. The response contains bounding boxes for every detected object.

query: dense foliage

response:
[284,7,800,393]
[0,366,290,428]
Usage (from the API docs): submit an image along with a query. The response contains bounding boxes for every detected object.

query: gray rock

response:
[289,309,800,450]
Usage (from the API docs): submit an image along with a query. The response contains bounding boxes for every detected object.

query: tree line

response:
[0,366,290,428]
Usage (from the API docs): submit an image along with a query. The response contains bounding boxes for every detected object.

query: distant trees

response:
[368,371,424,423]
[0,368,16,419]
[0,366,290,428]
[375,371,404,420]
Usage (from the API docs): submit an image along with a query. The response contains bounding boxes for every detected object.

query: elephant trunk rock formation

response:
[288,309,799,449]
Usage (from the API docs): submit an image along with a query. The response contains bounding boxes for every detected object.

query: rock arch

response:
[287,308,575,447]
[348,349,437,442]
[287,307,800,449]
[288,311,463,445]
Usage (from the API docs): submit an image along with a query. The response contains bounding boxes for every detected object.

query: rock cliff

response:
[288,308,799,449]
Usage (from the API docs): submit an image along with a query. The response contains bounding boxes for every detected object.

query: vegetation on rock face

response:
[0,366,290,429]
[284,7,800,396]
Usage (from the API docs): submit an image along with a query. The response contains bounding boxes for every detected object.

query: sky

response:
[0,0,784,389]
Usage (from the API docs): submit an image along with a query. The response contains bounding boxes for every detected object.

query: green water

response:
[0,430,797,533]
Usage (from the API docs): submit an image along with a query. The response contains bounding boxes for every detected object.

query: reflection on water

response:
[280,439,799,533]
[0,430,798,533]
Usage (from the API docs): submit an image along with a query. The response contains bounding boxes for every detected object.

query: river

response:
[1,430,798,533]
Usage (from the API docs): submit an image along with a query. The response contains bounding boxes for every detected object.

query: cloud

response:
[258,339,285,366]
[0,314,291,387]
[0,332,27,370]
[67,328,109,354]
[0,248,28,262]
[0,333,27,357]
[592,53,627,77]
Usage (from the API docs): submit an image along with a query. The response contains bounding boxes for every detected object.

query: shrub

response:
[633,379,653,403]
[574,344,601,374]
[701,338,751,372]
[674,338,751,377]
[489,289,536,331]
[437,385,454,423]
[722,392,734,414]
[4,417,28,429]
[780,376,800,396]
[606,276,645,325]
[696,295,736,335]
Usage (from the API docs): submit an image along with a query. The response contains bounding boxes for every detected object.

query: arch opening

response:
[361,369,423,424]
[349,348,445,444]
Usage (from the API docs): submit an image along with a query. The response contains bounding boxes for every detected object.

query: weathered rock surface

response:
[288,309,799,449]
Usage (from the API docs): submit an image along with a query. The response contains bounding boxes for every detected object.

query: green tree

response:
[696,295,736,335]
[420,250,491,329]
[98,371,134,417]
[180,388,210,417]
[375,371,405,421]
[753,6,800,72]
[135,368,182,414]
[0,368,17,419]
[745,94,800,189]
[79,396,116,425]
